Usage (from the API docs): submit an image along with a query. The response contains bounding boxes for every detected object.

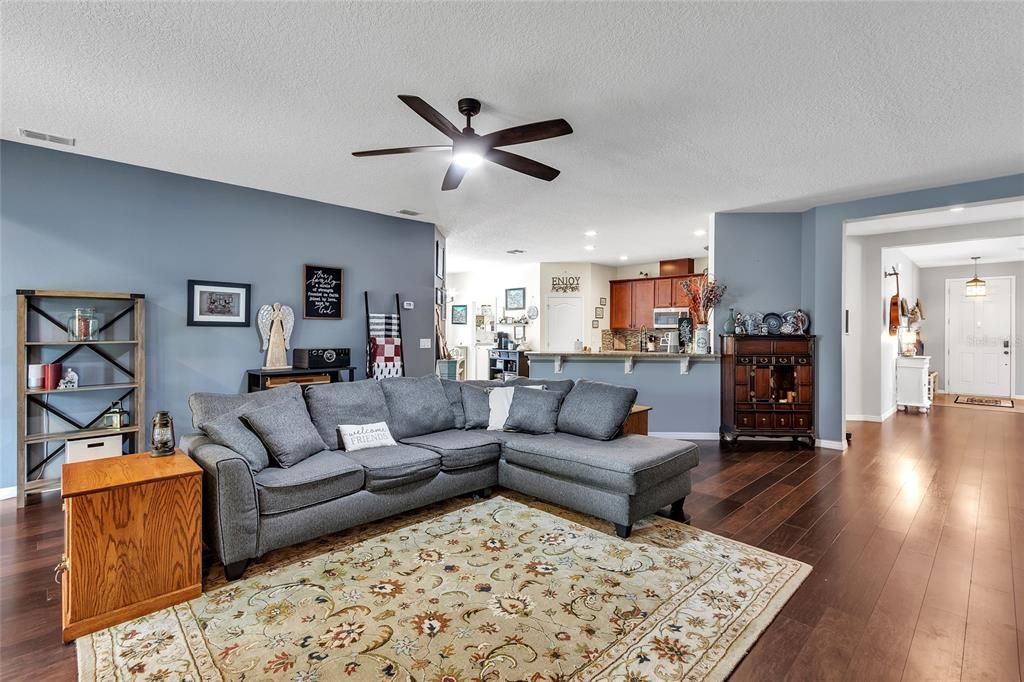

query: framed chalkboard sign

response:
[303,264,343,319]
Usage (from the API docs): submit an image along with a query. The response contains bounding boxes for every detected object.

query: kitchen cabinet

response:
[632,279,655,329]
[654,278,674,308]
[610,281,633,329]
[671,278,691,308]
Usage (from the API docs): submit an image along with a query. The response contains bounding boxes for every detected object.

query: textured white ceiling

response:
[3,2,1023,273]
[898,235,1024,268]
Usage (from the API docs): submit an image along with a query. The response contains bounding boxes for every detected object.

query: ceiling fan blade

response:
[398,95,462,139]
[481,119,573,148]
[352,145,451,157]
[485,148,560,181]
[441,163,467,191]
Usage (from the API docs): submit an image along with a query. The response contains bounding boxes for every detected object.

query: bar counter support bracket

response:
[553,355,564,374]
[679,356,691,375]
[624,356,635,374]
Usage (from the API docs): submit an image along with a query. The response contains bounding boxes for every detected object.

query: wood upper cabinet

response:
[654,278,674,308]
[610,281,633,329]
[631,279,655,329]
[672,277,691,308]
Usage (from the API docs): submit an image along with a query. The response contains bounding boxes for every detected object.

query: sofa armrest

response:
[189,440,260,566]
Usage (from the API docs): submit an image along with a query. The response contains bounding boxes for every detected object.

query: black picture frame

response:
[592,319,600,328]
[303,264,344,320]
[505,287,526,310]
[600,297,607,306]
[435,287,444,305]
[435,241,445,279]
[595,306,604,319]
[187,280,252,327]
[451,305,468,324]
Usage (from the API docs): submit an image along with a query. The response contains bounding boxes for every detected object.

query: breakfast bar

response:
[526,351,721,438]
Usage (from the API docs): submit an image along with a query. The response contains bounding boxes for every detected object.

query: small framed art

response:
[451,305,468,324]
[187,280,251,327]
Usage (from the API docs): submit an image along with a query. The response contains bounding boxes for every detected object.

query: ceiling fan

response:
[353,95,572,191]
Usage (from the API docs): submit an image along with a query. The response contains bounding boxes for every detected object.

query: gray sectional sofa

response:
[182,375,699,580]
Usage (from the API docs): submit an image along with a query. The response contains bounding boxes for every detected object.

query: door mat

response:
[954,395,1015,408]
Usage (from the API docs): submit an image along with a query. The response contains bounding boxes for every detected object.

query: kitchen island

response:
[526,351,721,439]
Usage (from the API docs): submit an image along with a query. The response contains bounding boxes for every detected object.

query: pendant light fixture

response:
[965,256,986,297]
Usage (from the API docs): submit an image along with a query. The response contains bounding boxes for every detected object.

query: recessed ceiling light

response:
[619,255,629,261]
[694,229,707,236]
[584,245,595,251]
[949,206,965,212]
[584,230,597,237]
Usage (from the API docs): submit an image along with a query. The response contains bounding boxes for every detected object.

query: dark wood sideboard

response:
[720,335,816,447]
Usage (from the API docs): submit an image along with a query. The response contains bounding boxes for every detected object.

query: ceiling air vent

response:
[19,128,75,146]
[396,209,421,216]
[506,249,525,255]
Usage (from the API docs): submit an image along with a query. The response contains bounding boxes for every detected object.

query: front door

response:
[946,276,1014,397]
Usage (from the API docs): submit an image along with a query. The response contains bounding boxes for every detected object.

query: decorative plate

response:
[780,321,797,335]
[526,305,539,320]
[764,312,784,334]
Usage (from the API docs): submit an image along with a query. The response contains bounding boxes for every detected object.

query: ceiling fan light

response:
[452,151,483,169]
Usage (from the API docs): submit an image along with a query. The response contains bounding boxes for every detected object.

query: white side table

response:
[897,355,931,413]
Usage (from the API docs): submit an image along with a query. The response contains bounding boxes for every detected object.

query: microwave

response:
[653,307,688,329]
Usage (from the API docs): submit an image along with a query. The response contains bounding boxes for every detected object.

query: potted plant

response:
[682,275,727,353]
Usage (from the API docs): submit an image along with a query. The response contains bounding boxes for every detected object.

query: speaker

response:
[293,348,351,369]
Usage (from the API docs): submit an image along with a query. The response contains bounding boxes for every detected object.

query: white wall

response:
[445,264,541,377]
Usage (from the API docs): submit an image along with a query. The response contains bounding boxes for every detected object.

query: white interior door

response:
[946,276,1014,397]
[545,295,584,351]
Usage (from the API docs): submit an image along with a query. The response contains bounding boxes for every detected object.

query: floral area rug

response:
[77,494,809,681]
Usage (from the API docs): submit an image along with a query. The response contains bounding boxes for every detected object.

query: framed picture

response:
[451,305,468,325]
[595,306,604,319]
[303,264,343,319]
[600,297,607,306]
[435,241,445,279]
[513,325,526,340]
[505,287,526,310]
[435,287,444,305]
[187,280,251,327]
[592,319,600,328]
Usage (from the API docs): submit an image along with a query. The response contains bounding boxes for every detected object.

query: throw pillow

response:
[503,386,565,434]
[201,405,269,470]
[460,384,491,429]
[304,380,391,449]
[488,384,543,431]
[380,375,456,440]
[440,379,467,429]
[241,397,328,467]
[505,376,576,395]
[339,422,397,452]
[556,379,638,441]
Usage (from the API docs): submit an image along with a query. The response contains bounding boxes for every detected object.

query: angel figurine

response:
[257,303,295,370]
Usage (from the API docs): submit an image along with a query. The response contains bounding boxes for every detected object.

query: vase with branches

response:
[682,275,727,353]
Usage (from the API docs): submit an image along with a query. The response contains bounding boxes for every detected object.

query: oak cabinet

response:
[59,452,202,642]
[609,275,702,330]
[631,279,655,329]
[671,278,691,308]
[720,335,816,447]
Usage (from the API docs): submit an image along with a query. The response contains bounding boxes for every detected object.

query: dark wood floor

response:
[1,404,1021,681]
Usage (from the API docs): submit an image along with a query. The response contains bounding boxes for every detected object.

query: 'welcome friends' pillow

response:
[338,422,397,452]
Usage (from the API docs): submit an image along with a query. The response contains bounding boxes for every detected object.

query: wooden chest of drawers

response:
[59,452,202,642]
[720,335,816,447]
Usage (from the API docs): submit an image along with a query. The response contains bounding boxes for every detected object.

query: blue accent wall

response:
[1,141,439,488]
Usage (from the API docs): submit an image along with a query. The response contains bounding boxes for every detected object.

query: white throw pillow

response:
[338,422,397,451]
[487,385,542,431]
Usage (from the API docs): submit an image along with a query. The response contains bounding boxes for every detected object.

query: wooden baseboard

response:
[62,583,201,642]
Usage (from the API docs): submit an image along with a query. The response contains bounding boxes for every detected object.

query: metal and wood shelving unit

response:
[15,290,145,507]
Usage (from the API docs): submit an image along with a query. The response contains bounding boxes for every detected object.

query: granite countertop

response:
[525,350,721,359]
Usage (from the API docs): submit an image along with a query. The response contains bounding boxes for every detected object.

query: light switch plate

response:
[419,338,431,349]
[403,301,414,309]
